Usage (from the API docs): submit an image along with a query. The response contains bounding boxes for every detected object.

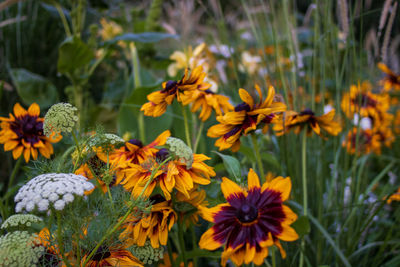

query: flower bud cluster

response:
[166,137,193,169]
[14,173,94,213]
[1,214,42,230]
[43,103,78,137]
[0,231,44,267]
[130,240,164,264]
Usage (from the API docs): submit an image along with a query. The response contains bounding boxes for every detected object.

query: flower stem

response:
[7,155,23,191]
[71,131,81,172]
[57,212,71,267]
[251,134,265,180]
[193,121,204,153]
[177,217,188,267]
[299,130,308,267]
[82,156,172,266]
[182,106,192,149]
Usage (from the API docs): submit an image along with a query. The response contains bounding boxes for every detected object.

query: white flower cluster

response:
[1,214,42,230]
[0,231,44,267]
[14,173,94,213]
[166,137,193,169]
[43,102,78,137]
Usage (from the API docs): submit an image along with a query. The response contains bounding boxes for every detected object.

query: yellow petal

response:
[28,103,40,117]
[247,168,260,190]
[221,177,243,199]
[239,89,254,107]
[199,227,223,250]
[13,103,27,118]
[262,176,292,201]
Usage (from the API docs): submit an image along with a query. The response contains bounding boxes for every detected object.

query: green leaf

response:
[104,32,178,45]
[117,84,173,141]
[57,37,94,74]
[291,215,311,237]
[10,68,59,108]
[261,152,281,171]
[213,151,241,183]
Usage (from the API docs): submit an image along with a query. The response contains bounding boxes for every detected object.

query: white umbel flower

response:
[14,173,94,213]
[1,214,42,230]
[166,137,194,169]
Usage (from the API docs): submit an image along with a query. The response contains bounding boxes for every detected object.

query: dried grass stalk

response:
[381,2,398,63]
[338,0,349,41]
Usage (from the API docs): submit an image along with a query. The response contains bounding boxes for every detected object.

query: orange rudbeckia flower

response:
[207,85,286,152]
[273,108,342,137]
[141,66,210,117]
[378,62,400,91]
[0,103,61,162]
[199,169,298,266]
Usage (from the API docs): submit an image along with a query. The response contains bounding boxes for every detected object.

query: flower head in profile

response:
[342,128,380,155]
[0,103,62,162]
[1,214,42,230]
[82,245,143,267]
[199,169,298,266]
[378,62,400,91]
[341,82,390,121]
[141,66,211,117]
[273,108,342,137]
[120,194,177,249]
[182,89,233,121]
[129,240,164,265]
[122,150,215,200]
[175,187,208,226]
[207,85,286,152]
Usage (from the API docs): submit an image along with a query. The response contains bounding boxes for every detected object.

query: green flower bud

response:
[166,137,193,169]
[129,240,164,265]
[43,103,78,137]
[0,231,45,267]
[1,214,42,230]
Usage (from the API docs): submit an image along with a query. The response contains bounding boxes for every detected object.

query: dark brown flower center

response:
[92,246,111,261]
[128,139,143,147]
[234,102,251,112]
[236,203,258,223]
[353,93,377,107]
[300,108,315,116]
[10,115,43,145]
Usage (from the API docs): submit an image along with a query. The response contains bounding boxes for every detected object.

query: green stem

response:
[54,1,72,37]
[7,156,23,190]
[71,131,81,172]
[299,130,308,267]
[82,156,172,266]
[177,217,188,267]
[190,225,198,267]
[251,134,265,180]
[182,106,192,149]
[193,121,204,154]
[4,156,23,217]
[57,212,71,267]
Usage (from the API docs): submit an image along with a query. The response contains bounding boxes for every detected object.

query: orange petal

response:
[13,103,27,118]
[28,103,40,117]
[4,140,19,151]
[12,145,24,159]
[23,148,31,162]
[239,89,254,107]
[199,227,223,250]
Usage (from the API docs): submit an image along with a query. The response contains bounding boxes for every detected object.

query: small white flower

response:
[38,199,49,212]
[63,193,74,203]
[54,200,65,211]
[324,104,333,114]
[25,202,35,212]
[48,193,59,202]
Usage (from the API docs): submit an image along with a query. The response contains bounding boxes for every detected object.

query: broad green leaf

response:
[213,151,241,183]
[291,215,311,237]
[10,68,59,108]
[105,32,178,45]
[57,37,94,74]
[117,84,173,142]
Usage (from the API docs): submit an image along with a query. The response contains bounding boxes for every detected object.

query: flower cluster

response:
[341,81,395,154]
[0,103,61,162]
[1,214,42,230]
[0,231,44,267]
[129,240,165,264]
[14,173,94,212]
[43,102,78,138]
